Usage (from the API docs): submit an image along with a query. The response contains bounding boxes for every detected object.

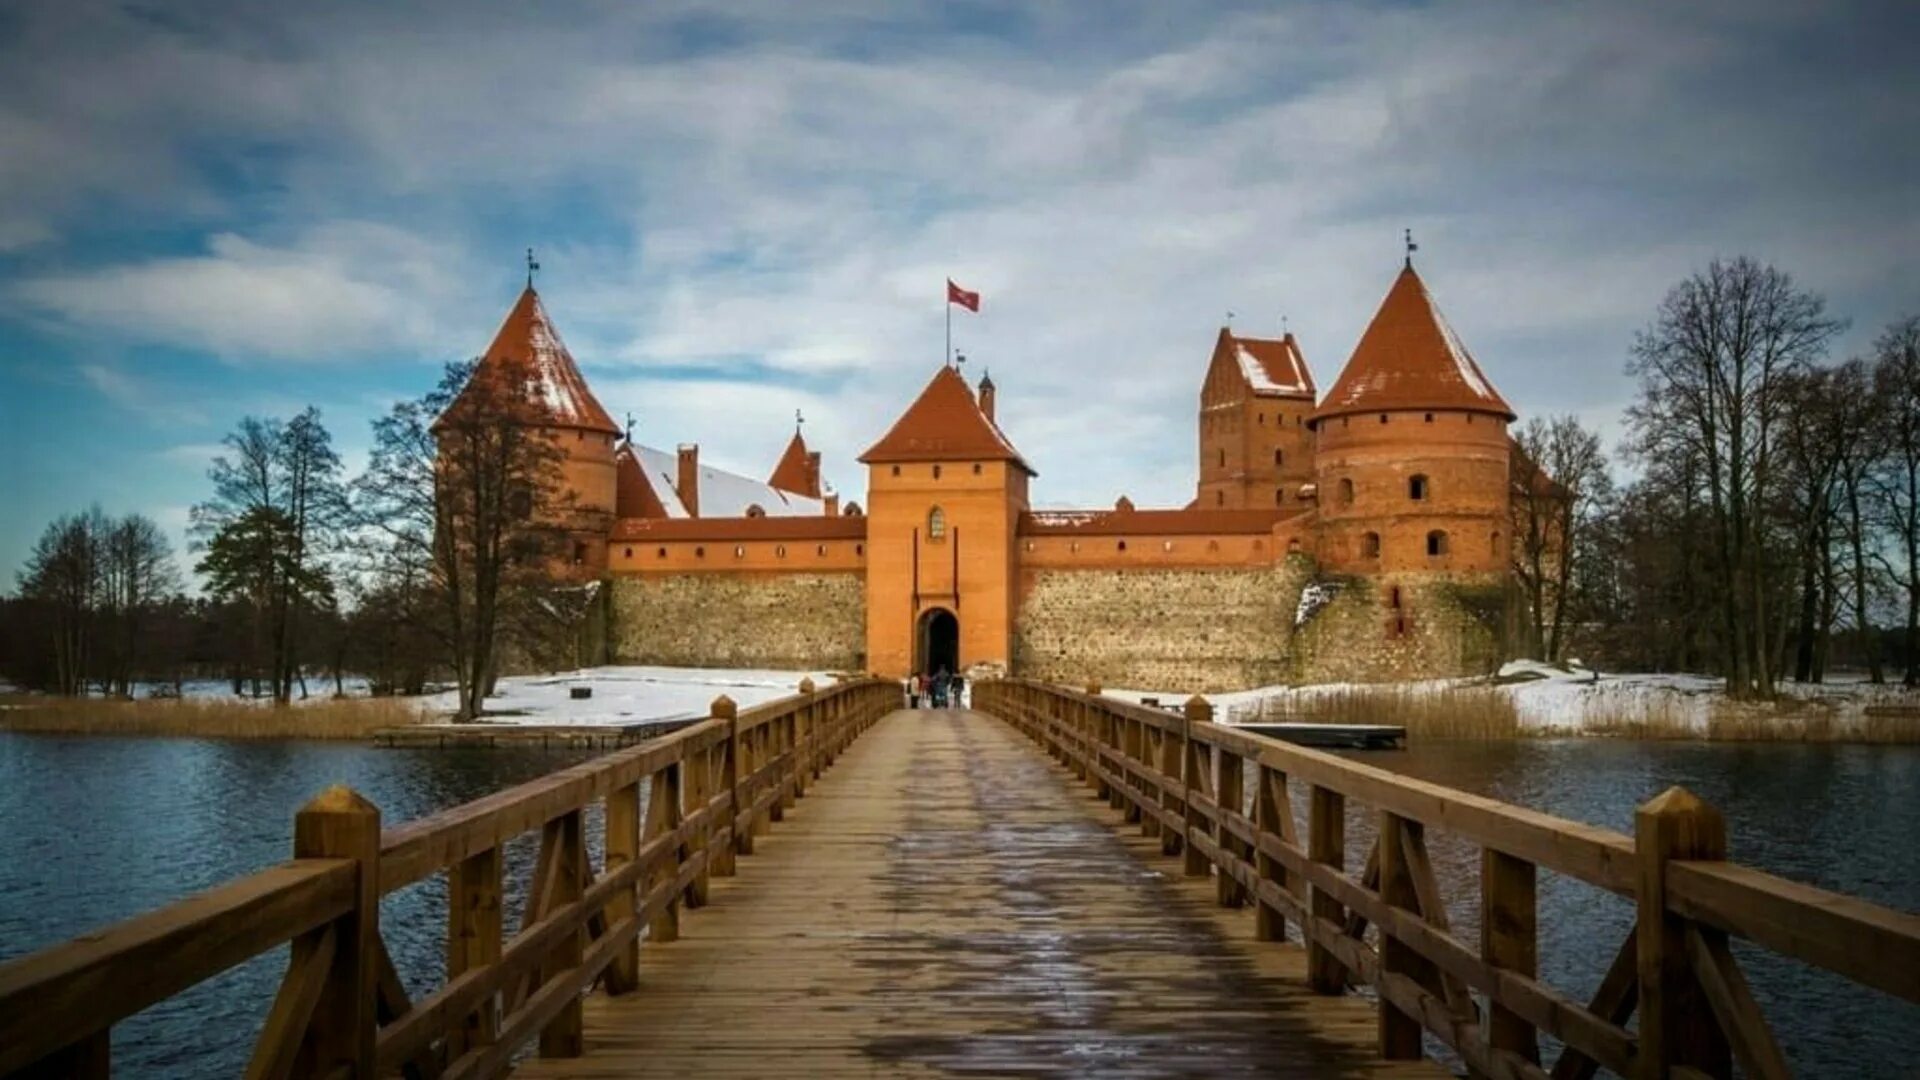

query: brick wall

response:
[1012,561,1314,693]
[610,572,867,670]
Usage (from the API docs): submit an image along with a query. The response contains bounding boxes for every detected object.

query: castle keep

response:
[454,262,1519,691]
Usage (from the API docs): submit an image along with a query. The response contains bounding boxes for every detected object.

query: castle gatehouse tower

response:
[858,366,1033,677]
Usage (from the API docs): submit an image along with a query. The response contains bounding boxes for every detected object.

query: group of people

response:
[908,668,965,710]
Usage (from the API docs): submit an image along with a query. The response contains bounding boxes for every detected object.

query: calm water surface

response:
[1,732,1915,1077]
[1353,739,1920,1078]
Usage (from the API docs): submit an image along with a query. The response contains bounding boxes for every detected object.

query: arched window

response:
[927,506,947,539]
[1409,474,1429,501]
[694,546,705,559]
[1215,490,1224,507]
[1117,540,1128,552]
[1339,478,1355,505]
[1491,531,1500,555]
[932,464,942,479]
[1217,449,1226,469]
[733,545,746,559]
[1361,532,1381,558]
[776,545,787,558]
[1273,449,1284,466]
[1390,585,1402,609]
[1427,530,1449,556]
[657,547,667,559]
[745,504,766,518]
[624,546,633,558]
[1274,488,1285,506]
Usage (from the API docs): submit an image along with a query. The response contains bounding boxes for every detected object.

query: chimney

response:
[825,491,840,516]
[676,443,700,517]
[805,451,822,498]
[978,370,997,422]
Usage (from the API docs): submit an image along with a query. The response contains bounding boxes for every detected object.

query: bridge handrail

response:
[0,676,901,1079]
[977,677,1920,1080]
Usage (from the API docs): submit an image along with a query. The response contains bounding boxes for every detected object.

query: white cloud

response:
[17,224,473,363]
[78,363,207,426]
[2,0,1916,516]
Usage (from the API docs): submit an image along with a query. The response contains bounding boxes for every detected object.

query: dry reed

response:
[0,695,425,740]
[1263,686,1522,739]
[1259,685,1920,743]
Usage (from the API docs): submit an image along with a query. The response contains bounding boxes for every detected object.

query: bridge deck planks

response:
[514,708,1443,1078]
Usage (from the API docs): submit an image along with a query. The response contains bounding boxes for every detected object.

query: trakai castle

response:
[449,261,1525,691]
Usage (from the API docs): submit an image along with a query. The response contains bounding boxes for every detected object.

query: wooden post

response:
[538,810,585,1059]
[605,777,641,990]
[1636,786,1731,1080]
[1182,697,1210,877]
[644,762,684,943]
[292,785,380,1078]
[1482,849,1539,1063]
[1142,724,1163,840]
[685,743,712,908]
[1158,718,1184,856]
[1376,811,1422,1059]
[1307,784,1345,993]
[713,695,739,874]
[447,846,502,1055]
[1121,716,1144,826]
[1253,765,1288,940]
[1216,746,1246,907]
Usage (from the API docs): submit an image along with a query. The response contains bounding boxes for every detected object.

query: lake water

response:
[1,731,1914,1076]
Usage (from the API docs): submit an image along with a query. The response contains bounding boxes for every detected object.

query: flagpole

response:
[945,284,952,368]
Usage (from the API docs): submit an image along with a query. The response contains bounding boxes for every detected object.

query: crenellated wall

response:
[609,572,867,671]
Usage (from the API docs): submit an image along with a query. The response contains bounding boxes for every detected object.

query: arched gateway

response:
[916,607,959,675]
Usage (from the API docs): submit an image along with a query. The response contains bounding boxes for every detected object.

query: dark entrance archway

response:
[916,608,959,676]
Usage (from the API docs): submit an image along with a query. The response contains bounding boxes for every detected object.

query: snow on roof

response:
[859,365,1034,474]
[440,287,621,435]
[629,444,823,519]
[1311,266,1513,423]
[1232,335,1314,398]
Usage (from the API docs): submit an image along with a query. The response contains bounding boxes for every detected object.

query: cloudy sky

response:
[1,0,1915,587]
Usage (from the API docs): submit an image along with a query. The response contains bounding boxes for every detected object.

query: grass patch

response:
[0,695,425,740]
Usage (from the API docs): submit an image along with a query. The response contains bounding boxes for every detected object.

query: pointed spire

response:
[437,285,620,435]
[769,428,821,498]
[860,365,1033,475]
[1310,265,1512,425]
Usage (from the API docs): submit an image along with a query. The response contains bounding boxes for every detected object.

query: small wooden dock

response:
[3,676,1917,1080]
[1237,720,1407,749]
[372,718,699,749]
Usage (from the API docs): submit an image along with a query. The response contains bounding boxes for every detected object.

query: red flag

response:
[947,279,980,312]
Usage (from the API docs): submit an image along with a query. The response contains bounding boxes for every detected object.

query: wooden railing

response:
[975,678,1920,1080]
[0,677,900,1079]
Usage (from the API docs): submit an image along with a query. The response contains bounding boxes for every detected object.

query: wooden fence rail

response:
[974,678,1920,1080]
[0,677,900,1080]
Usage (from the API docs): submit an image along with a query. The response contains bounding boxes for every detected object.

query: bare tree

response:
[1829,359,1887,682]
[1626,257,1843,697]
[1870,315,1920,686]
[193,409,343,702]
[356,359,570,720]
[1511,415,1612,662]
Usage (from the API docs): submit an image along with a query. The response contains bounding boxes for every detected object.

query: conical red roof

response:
[768,430,821,497]
[438,286,620,435]
[1311,266,1513,424]
[859,365,1033,475]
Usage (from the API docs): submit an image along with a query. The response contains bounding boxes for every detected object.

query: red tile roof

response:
[439,286,621,435]
[610,515,867,542]
[1020,507,1293,536]
[1310,266,1513,425]
[767,430,821,497]
[1217,330,1315,399]
[858,365,1034,475]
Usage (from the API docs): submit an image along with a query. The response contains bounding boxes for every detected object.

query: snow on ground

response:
[421,665,836,727]
[1106,662,1920,734]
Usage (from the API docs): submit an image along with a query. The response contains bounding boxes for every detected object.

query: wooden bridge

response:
[3,678,1917,1079]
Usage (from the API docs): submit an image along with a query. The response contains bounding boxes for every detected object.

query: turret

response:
[1309,265,1513,577]
[1196,329,1316,510]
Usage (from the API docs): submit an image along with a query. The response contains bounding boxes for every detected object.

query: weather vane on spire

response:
[624,411,635,445]
[1226,310,1236,327]
[954,351,967,369]
[795,408,805,432]
[1404,228,1418,269]
[526,247,541,289]
[1281,313,1290,336]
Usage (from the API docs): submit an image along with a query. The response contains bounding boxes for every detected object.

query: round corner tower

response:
[439,285,621,577]
[1309,265,1513,580]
